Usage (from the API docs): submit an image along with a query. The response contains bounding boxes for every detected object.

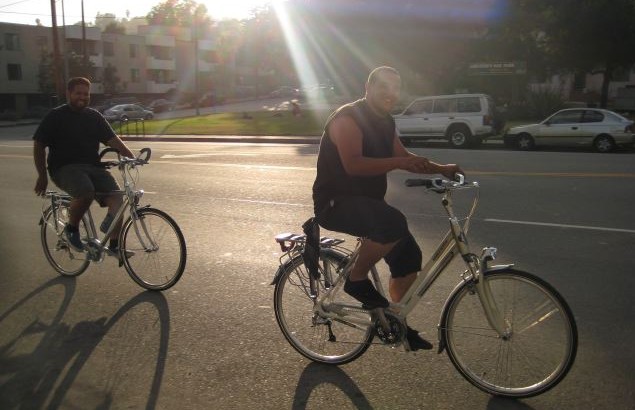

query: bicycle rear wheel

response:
[442,268,577,398]
[40,204,90,276]
[121,207,186,290]
[273,249,374,365]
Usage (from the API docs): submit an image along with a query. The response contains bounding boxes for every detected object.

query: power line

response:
[0,0,37,10]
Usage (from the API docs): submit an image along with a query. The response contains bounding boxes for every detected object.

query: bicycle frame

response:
[312,180,513,341]
[44,148,157,262]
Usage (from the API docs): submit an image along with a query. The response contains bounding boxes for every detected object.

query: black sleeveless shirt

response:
[312,99,396,214]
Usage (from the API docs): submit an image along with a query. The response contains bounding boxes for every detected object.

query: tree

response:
[37,50,56,98]
[146,0,212,31]
[497,0,635,107]
[102,63,123,95]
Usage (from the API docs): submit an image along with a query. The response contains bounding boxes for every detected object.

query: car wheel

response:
[448,125,471,148]
[593,134,615,153]
[516,133,535,150]
[120,115,129,121]
[145,114,153,120]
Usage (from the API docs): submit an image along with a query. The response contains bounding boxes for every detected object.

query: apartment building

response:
[0,21,218,115]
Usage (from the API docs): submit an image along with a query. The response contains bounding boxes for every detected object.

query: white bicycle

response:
[40,147,186,290]
[272,175,577,398]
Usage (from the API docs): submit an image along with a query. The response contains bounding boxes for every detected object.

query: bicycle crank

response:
[373,310,406,347]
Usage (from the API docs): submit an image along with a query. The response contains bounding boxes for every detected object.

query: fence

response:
[114,119,146,137]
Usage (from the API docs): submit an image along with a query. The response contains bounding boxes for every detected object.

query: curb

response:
[120,135,321,144]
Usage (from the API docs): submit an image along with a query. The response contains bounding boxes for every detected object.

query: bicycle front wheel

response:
[40,204,90,276]
[121,208,186,290]
[273,250,374,365]
[442,268,577,398]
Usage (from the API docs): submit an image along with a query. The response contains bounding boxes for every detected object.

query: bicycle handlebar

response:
[405,173,474,192]
[99,147,152,168]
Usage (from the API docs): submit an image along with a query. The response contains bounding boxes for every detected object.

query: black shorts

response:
[316,196,422,277]
[51,163,120,206]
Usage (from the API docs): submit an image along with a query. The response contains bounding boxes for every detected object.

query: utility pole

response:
[50,0,64,104]
[81,0,88,71]
[193,20,200,116]
[60,0,69,83]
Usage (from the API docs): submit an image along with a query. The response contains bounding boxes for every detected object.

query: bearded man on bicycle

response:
[312,66,462,350]
[33,77,135,253]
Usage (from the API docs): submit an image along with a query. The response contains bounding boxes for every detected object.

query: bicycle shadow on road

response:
[0,279,170,409]
[487,396,536,410]
[292,362,372,409]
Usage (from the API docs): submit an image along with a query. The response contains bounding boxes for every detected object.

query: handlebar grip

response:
[139,147,152,163]
[405,178,440,187]
[99,147,120,159]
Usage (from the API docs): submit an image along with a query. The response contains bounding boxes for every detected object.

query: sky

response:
[0,0,277,26]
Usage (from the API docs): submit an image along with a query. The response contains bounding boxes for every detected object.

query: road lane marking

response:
[2,153,634,177]
[153,159,315,171]
[470,171,635,178]
[485,218,635,234]
[160,153,259,158]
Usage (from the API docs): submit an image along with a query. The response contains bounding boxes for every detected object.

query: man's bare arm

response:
[33,140,48,195]
[106,135,135,158]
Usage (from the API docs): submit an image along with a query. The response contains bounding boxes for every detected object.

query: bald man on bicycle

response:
[312,66,462,350]
[33,77,135,254]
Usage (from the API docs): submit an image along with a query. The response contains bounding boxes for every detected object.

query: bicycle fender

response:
[270,255,302,286]
[437,264,514,353]
[484,264,514,273]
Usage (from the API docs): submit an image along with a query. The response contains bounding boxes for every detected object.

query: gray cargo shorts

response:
[51,163,120,206]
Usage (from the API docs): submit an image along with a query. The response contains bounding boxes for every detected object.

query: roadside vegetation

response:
[112,109,332,136]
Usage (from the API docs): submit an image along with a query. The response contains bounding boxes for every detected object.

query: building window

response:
[4,33,20,51]
[573,72,586,91]
[612,67,630,82]
[103,42,114,56]
[130,68,140,83]
[36,36,48,51]
[7,64,22,81]
[129,44,138,58]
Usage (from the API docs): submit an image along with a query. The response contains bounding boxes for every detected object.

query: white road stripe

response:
[485,218,635,234]
[160,153,258,158]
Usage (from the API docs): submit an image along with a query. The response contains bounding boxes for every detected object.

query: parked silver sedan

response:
[103,104,154,122]
[504,108,634,152]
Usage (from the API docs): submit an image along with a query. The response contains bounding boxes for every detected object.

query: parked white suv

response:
[393,93,502,148]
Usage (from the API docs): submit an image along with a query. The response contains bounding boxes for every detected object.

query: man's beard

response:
[70,99,88,110]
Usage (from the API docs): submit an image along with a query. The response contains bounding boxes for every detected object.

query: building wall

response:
[0,21,217,115]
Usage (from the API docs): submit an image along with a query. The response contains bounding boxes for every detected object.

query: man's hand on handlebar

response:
[440,164,465,180]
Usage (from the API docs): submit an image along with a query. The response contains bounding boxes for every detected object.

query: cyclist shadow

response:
[487,396,536,409]
[292,362,372,409]
[0,277,170,409]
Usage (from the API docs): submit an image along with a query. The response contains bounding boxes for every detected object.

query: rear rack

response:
[275,233,345,253]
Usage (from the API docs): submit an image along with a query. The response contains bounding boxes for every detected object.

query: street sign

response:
[468,61,527,76]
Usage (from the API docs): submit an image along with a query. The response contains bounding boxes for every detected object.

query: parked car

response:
[393,93,503,148]
[198,91,225,107]
[92,97,140,113]
[269,86,301,98]
[103,104,154,122]
[146,99,175,113]
[503,108,634,153]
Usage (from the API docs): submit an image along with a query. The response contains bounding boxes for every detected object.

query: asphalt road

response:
[0,136,634,409]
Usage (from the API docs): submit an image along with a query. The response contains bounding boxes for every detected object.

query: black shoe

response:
[107,247,135,267]
[344,278,389,309]
[405,326,433,351]
[63,225,85,252]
